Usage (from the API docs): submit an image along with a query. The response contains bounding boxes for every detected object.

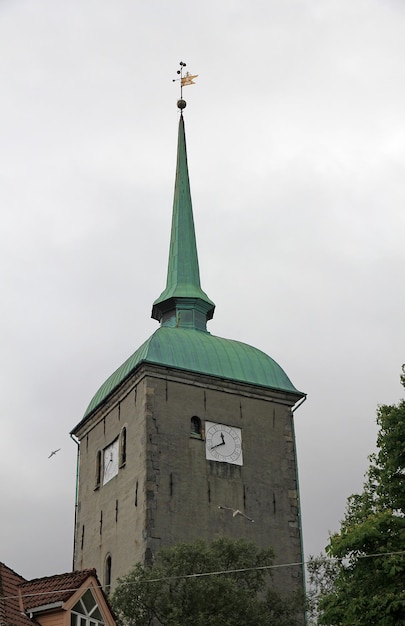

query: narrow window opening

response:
[95,451,102,489]
[190,416,202,439]
[115,499,118,523]
[120,427,127,467]
[81,525,85,550]
[135,480,138,507]
[105,555,112,595]
[99,510,103,535]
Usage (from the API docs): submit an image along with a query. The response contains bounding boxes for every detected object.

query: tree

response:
[312,365,405,625]
[111,537,304,626]
[305,554,339,626]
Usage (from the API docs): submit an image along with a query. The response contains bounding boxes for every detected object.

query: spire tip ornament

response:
[172,61,198,108]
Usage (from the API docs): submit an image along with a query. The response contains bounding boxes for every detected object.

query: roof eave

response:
[26,602,63,614]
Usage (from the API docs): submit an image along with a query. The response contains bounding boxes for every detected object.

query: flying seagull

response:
[218,505,255,523]
[48,448,61,458]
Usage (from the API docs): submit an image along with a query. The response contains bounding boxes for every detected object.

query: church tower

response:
[71,91,306,599]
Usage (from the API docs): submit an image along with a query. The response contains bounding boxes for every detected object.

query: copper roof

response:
[74,103,305,425]
[152,114,215,326]
[79,326,304,420]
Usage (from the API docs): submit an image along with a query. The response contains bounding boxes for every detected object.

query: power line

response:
[2,550,405,602]
[119,549,405,585]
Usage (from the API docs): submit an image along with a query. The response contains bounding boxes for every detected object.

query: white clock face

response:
[103,439,119,485]
[205,421,243,466]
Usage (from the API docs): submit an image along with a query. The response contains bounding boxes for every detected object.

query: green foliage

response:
[314,365,405,625]
[306,554,340,625]
[111,537,304,626]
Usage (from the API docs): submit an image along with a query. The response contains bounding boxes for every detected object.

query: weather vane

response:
[173,61,198,110]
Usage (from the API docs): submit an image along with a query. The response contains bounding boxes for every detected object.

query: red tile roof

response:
[19,569,97,611]
[0,564,98,626]
[0,562,31,626]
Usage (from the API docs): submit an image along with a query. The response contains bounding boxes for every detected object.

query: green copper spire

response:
[152,112,215,331]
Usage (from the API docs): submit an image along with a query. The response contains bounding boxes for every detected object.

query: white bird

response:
[218,505,255,523]
[48,448,61,458]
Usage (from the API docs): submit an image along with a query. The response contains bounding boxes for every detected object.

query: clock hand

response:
[210,441,226,450]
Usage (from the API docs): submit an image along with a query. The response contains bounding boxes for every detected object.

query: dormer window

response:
[71,589,105,626]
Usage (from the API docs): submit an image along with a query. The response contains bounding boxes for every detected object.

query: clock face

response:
[205,421,243,466]
[103,439,119,485]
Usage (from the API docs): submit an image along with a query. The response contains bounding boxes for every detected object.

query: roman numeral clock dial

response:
[205,421,243,465]
[103,438,119,484]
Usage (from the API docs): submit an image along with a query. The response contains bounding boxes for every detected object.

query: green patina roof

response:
[83,326,303,418]
[76,107,304,425]
[152,114,215,325]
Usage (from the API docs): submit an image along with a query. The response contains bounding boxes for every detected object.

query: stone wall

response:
[73,363,304,598]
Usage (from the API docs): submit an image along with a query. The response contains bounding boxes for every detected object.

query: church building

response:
[70,93,306,599]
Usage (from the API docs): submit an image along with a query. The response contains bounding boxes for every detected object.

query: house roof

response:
[19,569,97,611]
[0,564,102,626]
[0,562,30,626]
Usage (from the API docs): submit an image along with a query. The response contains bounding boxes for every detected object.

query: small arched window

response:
[104,554,112,595]
[120,426,127,467]
[190,416,202,438]
[95,450,102,488]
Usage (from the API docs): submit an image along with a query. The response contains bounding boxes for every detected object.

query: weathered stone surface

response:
[73,364,304,601]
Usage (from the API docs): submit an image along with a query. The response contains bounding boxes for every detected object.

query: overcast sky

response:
[1,0,404,581]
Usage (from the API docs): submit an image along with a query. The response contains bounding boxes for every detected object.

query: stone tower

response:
[71,104,306,599]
